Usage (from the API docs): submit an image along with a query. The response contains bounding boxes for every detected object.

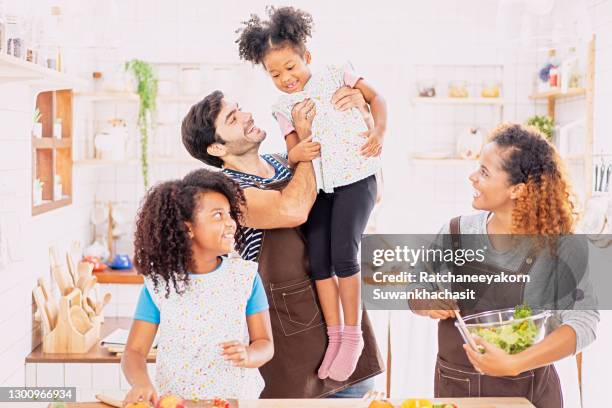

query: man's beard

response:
[229,138,263,157]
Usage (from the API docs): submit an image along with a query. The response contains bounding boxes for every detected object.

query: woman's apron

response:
[434,217,563,407]
[252,163,384,398]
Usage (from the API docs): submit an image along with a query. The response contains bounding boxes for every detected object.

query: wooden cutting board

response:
[93,394,239,408]
[49,397,534,407]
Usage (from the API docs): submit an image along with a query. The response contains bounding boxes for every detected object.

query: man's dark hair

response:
[181,90,225,168]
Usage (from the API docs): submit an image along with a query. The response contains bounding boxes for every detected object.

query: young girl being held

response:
[237,6,386,382]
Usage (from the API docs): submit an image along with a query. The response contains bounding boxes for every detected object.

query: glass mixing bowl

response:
[456,308,551,354]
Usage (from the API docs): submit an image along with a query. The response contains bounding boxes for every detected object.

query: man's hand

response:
[291,99,316,140]
[332,86,375,129]
[332,86,368,113]
[288,136,321,164]
[220,340,250,368]
[360,127,385,157]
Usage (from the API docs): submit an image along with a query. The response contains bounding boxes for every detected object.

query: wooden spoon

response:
[76,275,88,292]
[32,286,52,335]
[81,276,97,300]
[37,278,58,330]
[66,252,78,287]
[85,297,97,319]
[51,265,73,296]
[48,246,60,267]
[77,261,93,279]
[70,305,93,334]
[95,292,113,315]
[81,276,98,318]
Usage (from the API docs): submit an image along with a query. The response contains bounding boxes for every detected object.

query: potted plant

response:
[33,179,44,205]
[525,115,554,142]
[125,59,158,189]
[32,108,42,138]
[53,118,62,139]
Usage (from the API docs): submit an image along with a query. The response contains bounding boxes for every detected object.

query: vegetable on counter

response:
[368,400,395,408]
[369,400,458,408]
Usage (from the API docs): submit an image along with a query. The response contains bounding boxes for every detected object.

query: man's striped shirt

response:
[222,154,292,261]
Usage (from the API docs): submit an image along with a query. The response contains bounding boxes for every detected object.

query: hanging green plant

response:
[125,59,158,189]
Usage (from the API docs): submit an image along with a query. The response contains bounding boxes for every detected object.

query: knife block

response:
[42,288,101,353]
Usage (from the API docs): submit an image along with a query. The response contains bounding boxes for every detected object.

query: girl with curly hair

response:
[121,169,273,405]
[236,6,387,382]
[410,124,599,407]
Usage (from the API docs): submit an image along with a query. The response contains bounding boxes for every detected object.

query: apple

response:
[155,394,186,408]
[213,397,230,408]
[368,400,394,408]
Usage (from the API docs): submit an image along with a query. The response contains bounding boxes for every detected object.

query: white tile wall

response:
[0,80,98,388]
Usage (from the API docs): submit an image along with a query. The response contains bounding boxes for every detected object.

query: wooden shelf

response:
[32,198,72,216]
[158,95,202,103]
[529,87,586,100]
[564,155,585,162]
[32,90,74,216]
[527,37,595,203]
[75,91,139,102]
[94,268,143,284]
[0,53,87,89]
[411,97,505,105]
[75,91,202,104]
[74,159,139,166]
[74,158,200,166]
[32,137,71,149]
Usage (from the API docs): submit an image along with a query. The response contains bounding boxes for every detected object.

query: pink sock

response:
[318,325,343,379]
[328,325,364,381]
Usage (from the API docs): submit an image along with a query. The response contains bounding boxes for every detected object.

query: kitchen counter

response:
[49,398,535,407]
[26,317,154,363]
[94,268,144,284]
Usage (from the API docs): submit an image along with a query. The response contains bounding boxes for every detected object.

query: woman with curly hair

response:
[121,169,273,405]
[236,6,386,382]
[409,123,599,407]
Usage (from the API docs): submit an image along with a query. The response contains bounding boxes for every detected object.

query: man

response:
[181,88,384,398]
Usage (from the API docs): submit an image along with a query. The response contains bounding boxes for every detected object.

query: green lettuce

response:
[471,304,538,354]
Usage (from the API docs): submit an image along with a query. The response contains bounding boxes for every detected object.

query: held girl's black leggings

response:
[305,175,377,280]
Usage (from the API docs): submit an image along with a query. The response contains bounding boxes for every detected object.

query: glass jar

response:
[6,14,23,58]
[22,18,35,62]
[449,80,469,98]
[45,44,58,69]
[416,79,436,97]
[481,80,501,98]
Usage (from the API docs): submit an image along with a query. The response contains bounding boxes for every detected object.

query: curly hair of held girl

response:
[121,169,273,405]
[237,6,387,381]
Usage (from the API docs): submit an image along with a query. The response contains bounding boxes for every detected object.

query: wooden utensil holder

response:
[42,288,101,353]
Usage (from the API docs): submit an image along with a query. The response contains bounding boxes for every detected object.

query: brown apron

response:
[252,158,384,398]
[434,217,563,408]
